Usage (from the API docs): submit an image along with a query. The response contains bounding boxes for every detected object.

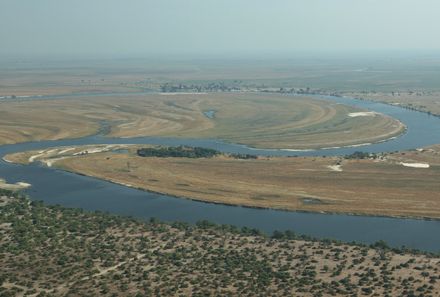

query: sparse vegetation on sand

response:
[0,191,439,296]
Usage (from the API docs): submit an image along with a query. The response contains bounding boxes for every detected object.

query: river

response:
[1,94,440,252]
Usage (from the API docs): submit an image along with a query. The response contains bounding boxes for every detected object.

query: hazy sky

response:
[1,0,439,58]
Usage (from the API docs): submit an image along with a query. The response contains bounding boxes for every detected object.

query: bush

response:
[137,146,220,158]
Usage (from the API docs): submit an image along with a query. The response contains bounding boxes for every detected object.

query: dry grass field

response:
[0,92,404,149]
[3,55,440,96]
[7,144,440,219]
[0,102,99,144]
[0,65,152,97]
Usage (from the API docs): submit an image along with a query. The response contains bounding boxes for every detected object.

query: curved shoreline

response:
[2,93,440,251]
[228,125,407,152]
[0,92,435,220]
[0,91,407,151]
[345,94,440,119]
[4,142,439,222]
[47,164,440,222]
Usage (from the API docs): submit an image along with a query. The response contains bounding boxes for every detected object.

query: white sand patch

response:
[400,162,430,168]
[27,145,123,163]
[58,147,75,154]
[348,111,378,117]
[320,142,372,150]
[28,149,57,162]
[73,145,118,156]
[45,149,59,154]
[43,157,69,167]
[347,142,373,148]
[29,152,47,162]
[327,165,343,172]
[0,178,31,190]
[160,92,207,95]
[280,148,316,152]
[1,157,13,163]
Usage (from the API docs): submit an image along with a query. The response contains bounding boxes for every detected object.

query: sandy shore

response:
[400,162,430,168]
[0,178,31,191]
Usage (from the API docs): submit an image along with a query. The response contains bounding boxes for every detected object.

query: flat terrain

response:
[1,193,439,297]
[7,144,440,219]
[2,55,440,96]
[0,178,30,191]
[1,57,440,296]
[0,92,404,149]
[342,91,440,116]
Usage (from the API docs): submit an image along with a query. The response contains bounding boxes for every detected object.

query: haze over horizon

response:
[1,0,439,59]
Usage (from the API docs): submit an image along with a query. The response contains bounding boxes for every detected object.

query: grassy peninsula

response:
[6,144,440,220]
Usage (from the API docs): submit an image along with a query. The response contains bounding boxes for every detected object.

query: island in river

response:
[5,144,440,220]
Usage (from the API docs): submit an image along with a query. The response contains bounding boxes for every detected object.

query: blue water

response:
[1,94,440,252]
[203,110,216,119]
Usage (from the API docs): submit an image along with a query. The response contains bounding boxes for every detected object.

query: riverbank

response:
[0,178,31,191]
[1,192,439,296]
[1,92,440,251]
[342,91,440,117]
[6,144,440,220]
[0,92,405,150]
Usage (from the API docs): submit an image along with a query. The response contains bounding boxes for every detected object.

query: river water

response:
[1,94,440,252]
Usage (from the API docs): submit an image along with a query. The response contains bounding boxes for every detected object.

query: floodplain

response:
[6,143,440,219]
[0,93,404,149]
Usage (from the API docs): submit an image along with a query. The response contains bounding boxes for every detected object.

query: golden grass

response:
[11,144,438,219]
[0,69,147,97]
[190,93,404,149]
[0,106,98,144]
[0,93,404,149]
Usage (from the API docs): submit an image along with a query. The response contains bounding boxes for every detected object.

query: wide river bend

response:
[1,94,440,252]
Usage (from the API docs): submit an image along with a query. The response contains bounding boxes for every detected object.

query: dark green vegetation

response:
[1,192,439,296]
[344,151,378,160]
[137,146,257,160]
[137,146,220,158]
